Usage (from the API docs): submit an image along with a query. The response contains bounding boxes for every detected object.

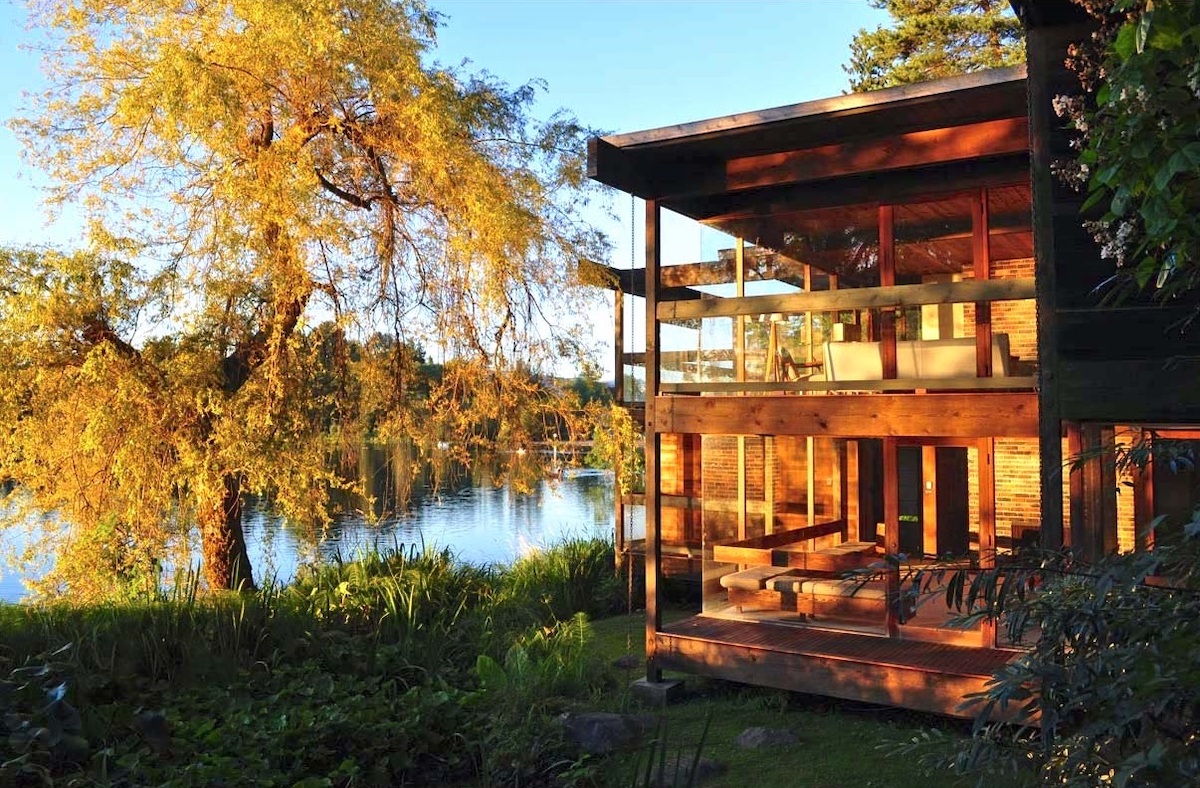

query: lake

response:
[0,470,624,603]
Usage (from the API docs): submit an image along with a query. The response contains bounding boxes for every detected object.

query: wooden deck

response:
[657,615,1018,718]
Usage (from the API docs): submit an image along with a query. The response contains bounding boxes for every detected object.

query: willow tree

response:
[846,0,1025,92]
[4,0,605,594]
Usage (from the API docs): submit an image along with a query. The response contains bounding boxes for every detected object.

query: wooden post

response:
[1066,421,1081,549]
[883,436,901,637]
[613,288,626,569]
[833,439,847,526]
[736,238,747,540]
[644,199,663,682]
[974,189,994,378]
[922,445,938,557]
[879,206,897,379]
[764,437,775,535]
[1069,422,1118,559]
[846,440,860,537]
[737,437,747,540]
[978,437,997,648]
[1133,428,1155,550]
[807,436,816,526]
[613,288,625,403]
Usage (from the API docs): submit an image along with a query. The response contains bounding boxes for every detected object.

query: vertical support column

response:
[804,264,815,368]
[832,439,847,527]
[643,199,663,682]
[1068,422,1119,558]
[806,436,816,526]
[613,288,626,568]
[613,289,625,403]
[1133,428,1155,550]
[735,238,747,540]
[974,189,994,378]
[764,437,775,535]
[737,439,747,540]
[978,437,997,648]
[1074,423,1118,560]
[845,440,859,535]
[879,206,897,379]
[882,436,901,637]
[1066,422,1082,549]
[922,445,938,557]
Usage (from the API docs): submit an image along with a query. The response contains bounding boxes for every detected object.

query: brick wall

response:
[960,257,1037,368]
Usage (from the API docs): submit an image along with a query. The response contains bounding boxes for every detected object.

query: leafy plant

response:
[1055,0,1200,299]
[902,522,1200,786]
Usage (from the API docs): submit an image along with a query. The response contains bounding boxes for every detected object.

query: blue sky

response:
[0,0,889,370]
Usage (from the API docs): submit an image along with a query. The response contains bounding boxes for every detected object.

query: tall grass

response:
[0,536,622,685]
[0,537,625,786]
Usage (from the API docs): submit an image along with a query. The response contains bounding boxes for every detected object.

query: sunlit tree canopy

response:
[2,0,608,594]
[846,0,1025,92]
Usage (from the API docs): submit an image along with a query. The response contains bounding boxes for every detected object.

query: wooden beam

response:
[847,440,861,537]
[684,156,1030,227]
[613,289,624,403]
[880,205,897,380]
[654,393,1039,439]
[765,436,776,535]
[978,437,997,648]
[661,376,1037,394]
[658,277,1036,321]
[882,436,901,637]
[644,199,663,682]
[922,446,938,557]
[974,189,994,378]
[725,117,1029,192]
[1133,428,1154,550]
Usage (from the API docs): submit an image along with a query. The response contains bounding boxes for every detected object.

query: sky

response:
[0,0,890,372]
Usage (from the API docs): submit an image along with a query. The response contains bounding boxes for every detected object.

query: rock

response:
[613,653,640,670]
[649,754,726,787]
[735,726,799,749]
[558,711,656,755]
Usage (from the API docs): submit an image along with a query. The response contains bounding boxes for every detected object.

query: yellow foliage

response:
[2,0,608,595]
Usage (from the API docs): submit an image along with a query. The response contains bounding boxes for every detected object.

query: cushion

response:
[719,566,794,591]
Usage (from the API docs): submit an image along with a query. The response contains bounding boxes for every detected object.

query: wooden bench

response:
[714,522,883,616]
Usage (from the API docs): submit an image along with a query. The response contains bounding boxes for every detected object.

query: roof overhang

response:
[587,65,1030,216]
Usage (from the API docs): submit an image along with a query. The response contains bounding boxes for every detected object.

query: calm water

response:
[0,470,619,603]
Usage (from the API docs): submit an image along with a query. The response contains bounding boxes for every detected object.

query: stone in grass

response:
[649,754,726,787]
[735,726,799,749]
[558,712,656,755]
[613,653,640,670]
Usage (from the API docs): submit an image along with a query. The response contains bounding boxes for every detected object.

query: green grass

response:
[0,540,974,787]
[588,613,971,788]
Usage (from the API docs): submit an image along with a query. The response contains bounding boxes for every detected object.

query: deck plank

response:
[656,615,1019,717]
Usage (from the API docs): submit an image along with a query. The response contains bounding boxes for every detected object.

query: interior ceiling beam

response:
[677,155,1029,225]
[724,118,1029,193]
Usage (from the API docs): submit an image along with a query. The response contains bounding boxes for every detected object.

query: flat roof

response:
[588,65,1028,202]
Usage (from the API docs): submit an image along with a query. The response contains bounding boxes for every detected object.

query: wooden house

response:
[586,2,1200,717]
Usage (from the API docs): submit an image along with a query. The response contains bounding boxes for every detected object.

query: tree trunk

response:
[199,473,256,591]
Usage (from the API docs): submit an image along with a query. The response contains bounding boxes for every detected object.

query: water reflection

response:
[0,468,615,603]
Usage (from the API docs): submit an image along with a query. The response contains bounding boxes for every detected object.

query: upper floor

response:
[589,66,1035,403]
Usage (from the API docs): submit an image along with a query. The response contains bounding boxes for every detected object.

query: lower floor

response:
[623,395,1200,714]
[657,615,1016,718]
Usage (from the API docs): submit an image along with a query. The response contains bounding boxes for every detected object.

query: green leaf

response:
[474,654,508,692]
[1135,12,1153,54]
[1114,23,1137,59]
[1081,188,1109,214]
[1112,186,1132,217]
